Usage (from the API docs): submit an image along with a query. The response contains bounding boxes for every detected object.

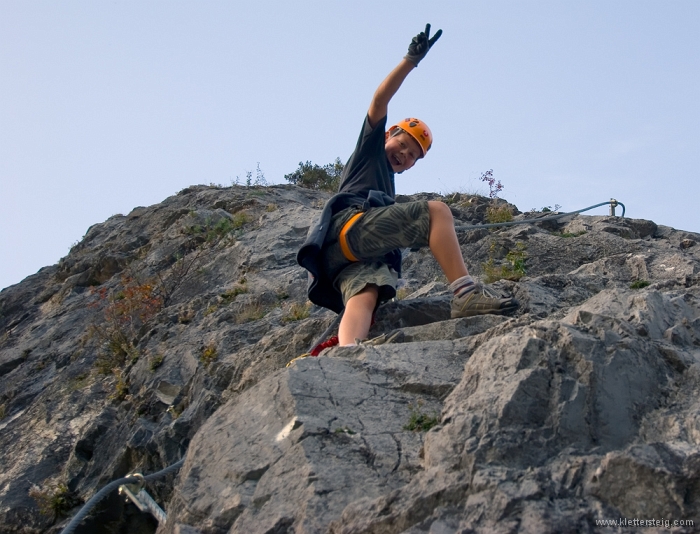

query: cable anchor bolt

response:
[119,473,167,524]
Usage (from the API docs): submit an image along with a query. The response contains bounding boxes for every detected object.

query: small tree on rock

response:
[284,159,344,192]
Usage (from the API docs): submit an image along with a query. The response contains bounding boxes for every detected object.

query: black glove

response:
[404,23,443,67]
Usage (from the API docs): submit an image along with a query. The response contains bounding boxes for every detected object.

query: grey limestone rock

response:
[1,185,699,533]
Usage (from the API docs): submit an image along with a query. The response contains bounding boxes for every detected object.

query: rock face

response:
[1,185,699,533]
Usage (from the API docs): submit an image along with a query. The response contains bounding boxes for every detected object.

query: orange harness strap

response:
[339,212,364,262]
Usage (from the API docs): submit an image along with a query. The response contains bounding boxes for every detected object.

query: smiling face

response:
[385,130,422,173]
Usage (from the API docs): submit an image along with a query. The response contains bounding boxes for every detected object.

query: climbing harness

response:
[454,199,625,232]
[59,459,184,534]
[339,212,364,262]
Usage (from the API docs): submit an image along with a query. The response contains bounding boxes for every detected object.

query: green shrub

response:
[231,211,251,230]
[486,204,513,224]
[284,159,345,192]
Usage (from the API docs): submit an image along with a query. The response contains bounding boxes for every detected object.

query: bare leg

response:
[338,285,379,346]
[338,202,468,344]
[427,201,469,283]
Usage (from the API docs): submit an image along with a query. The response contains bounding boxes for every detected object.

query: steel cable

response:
[60,458,184,534]
[454,200,625,232]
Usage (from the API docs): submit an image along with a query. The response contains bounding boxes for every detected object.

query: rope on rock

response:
[454,199,625,232]
[60,459,184,534]
[287,311,345,366]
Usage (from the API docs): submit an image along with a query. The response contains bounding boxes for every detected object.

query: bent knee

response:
[347,283,379,304]
[427,200,453,221]
[356,283,379,297]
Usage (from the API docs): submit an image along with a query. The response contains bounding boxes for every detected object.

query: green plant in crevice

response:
[206,218,235,242]
[29,482,79,521]
[231,211,252,230]
[235,302,268,324]
[282,302,311,323]
[630,280,651,289]
[482,242,527,283]
[223,284,249,303]
[183,214,246,243]
[167,404,184,419]
[200,343,218,367]
[395,287,412,300]
[506,244,527,275]
[66,373,89,393]
[403,401,440,432]
[149,353,164,371]
[486,204,513,224]
[110,368,129,401]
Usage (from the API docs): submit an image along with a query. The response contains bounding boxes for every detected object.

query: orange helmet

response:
[387,118,433,157]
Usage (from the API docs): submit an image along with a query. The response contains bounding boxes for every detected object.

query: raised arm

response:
[367,24,443,128]
[368,60,414,127]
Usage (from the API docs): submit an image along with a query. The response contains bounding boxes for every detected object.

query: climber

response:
[296,24,519,346]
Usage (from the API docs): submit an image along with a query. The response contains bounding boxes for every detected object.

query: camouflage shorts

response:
[321,200,430,304]
[346,200,430,257]
[337,262,399,306]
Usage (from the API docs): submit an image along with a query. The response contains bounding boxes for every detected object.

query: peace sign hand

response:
[404,23,443,67]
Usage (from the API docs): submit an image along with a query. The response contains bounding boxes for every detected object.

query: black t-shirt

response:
[296,114,401,313]
[337,114,395,200]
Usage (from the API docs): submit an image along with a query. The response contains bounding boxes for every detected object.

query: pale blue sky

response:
[1,1,698,290]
